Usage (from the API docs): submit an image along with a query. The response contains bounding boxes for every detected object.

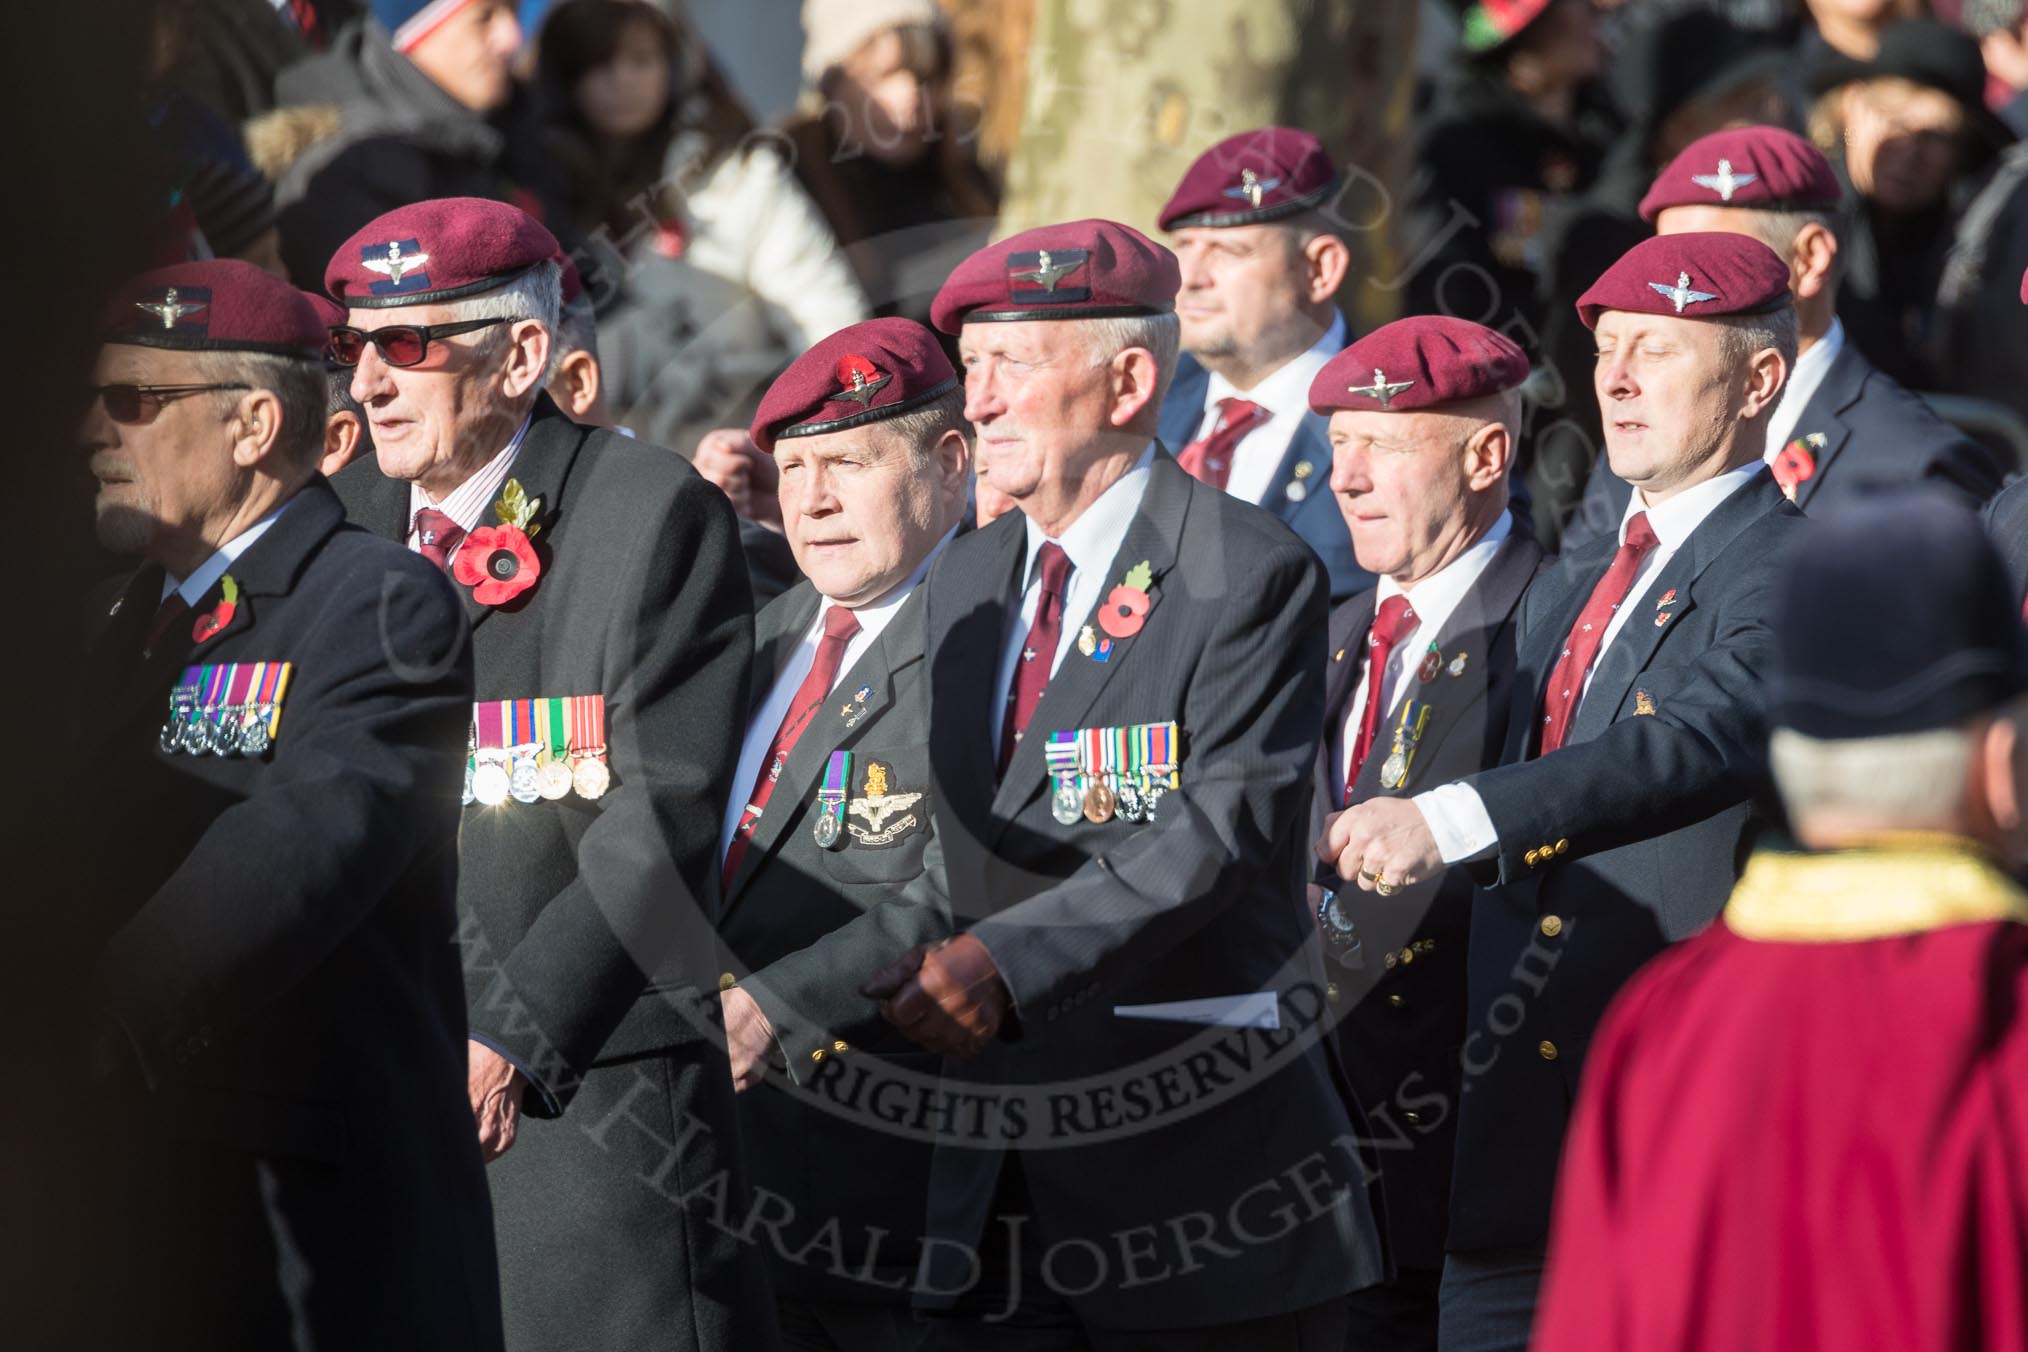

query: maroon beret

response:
[325,197,559,309]
[1576,231,1793,330]
[300,289,348,331]
[930,219,1180,334]
[107,259,325,358]
[1158,127,1341,231]
[1308,316,1529,415]
[749,318,958,453]
[1638,125,1842,223]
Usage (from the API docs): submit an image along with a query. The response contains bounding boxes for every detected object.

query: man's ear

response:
[1107,347,1163,428]
[229,389,286,469]
[547,349,602,420]
[1463,419,1513,492]
[1302,232,1351,306]
[500,319,553,400]
[1790,222,1839,302]
[319,410,366,478]
[1741,347,1787,421]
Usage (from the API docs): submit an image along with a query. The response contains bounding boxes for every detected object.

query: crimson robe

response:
[1534,844,2028,1352]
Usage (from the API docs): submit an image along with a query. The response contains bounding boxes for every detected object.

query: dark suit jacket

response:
[917,453,1385,1329]
[1446,469,1802,1251]
[1160,352,1375,601]
[333,396,772,1352]
[76,479,502,1350]
[1566,338,2000,548]
[1984,474,2028,608]
[716,579,951,1302]
[1311,524,1542,1271]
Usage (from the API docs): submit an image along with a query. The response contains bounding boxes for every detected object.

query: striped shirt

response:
[404,414,533,551]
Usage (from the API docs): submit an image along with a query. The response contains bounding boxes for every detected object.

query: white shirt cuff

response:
[1413,783,1500,865]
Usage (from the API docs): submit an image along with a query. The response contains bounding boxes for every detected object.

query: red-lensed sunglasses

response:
[92,383,252,425]
[326,317,510,368]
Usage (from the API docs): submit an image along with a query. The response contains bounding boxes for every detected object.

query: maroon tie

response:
[413,508,467,573]
[1176,397,1268,492]
[1346,594,1418,799]
[723,605,862,890]
[998,542,1074,776]
[287,0,326,48]
[142,593,189,658]
[1537,512,1661,756]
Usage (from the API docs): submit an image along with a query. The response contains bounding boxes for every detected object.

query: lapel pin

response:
[1416,644,1442,684]
[1635,690,1657,716]
[1447,652,1469,677]
[1656,589,1677,609]
[1078,625,1098,658]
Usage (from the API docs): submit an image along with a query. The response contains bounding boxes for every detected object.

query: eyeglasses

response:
[326,317,511,368]
[92,383,252,425]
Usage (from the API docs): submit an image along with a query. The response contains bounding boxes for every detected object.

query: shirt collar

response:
[1204,311,1348,412]
[1626,460,1767,551]
[409,411,535,535]
[164,500,290,606]
[1376,509,1514,636]
[1022,443,1158,582]
[1764,317,1844,460]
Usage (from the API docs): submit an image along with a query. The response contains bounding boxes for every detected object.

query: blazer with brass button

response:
[716,577,952,1304]
[333,396,776,1352]
[918,453,1386,1331]
[1445,468,1801,1253]
[1310,523,1543,1273]
[74,479,502,1349]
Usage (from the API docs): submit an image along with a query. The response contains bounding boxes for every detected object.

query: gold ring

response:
[1359,868,1384,883]
[1376,878,1397,896]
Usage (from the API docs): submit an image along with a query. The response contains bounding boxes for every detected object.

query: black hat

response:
[1805,19,2016,148]
[1610,9,1789,137]
[1772,494,2028,740]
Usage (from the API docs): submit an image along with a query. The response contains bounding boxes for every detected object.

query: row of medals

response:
[160,703,274,757]
[465,741,611,805]
[1051,773,1171,826]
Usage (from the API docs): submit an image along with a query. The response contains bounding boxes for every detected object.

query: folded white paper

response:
[1111,993,1281,1030]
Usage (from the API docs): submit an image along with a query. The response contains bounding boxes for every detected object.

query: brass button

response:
[1398,947,1415,965]
[833,1040,849,1053]
[1386,993,1405,1009]
[718,972,736,991]
[1538,1040,1558,1061]
[810,1048,825,1063]
[1555,838,1570,855]
[1524,849,1540,867]
[1384,952,1398,970]
[1403,1109,1422,1124]
[1539,915,1563,938]
[1326,982,1341,1002]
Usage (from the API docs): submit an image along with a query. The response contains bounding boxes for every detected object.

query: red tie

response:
[1346,594,1418,799]
[1177,397,1268,492]
[413,508,467,573]
[142,593,189,658]
[1537,512,1661,756]
[287,0,325,48]
[999,542,1074,776]
[723,604,862,890]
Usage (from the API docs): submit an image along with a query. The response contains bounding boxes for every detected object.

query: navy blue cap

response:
[1773,494,2028,739]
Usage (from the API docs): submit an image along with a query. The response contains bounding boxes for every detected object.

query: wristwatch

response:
[1317,888,1364,968]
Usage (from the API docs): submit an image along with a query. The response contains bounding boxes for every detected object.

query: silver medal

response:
[238,714,272,757]
[1051,779,1084,826]
[472,762,511,807]
[1379,750,1408,790]
[813,809,840,848]
[1115,779,1146,823]
[509,752,542,803]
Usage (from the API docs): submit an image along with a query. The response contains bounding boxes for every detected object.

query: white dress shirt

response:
[718,528,955,858]
[989,445,1157,751]
[1760,318,1843,463]
[1337,512,1513,793]
[1199,312,1346,507]
[161,502,288,606]
[404,413,534,549]
[1415,461,1767,864]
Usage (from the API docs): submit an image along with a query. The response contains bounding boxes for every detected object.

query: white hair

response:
[446,260,563,345]
[1713,304,1799,374]
[1075,312,1181,404]
[1770,725,1976,830]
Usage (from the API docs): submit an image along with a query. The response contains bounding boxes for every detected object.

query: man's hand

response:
[867,935,1009,1057]
[1317,798,1444,894]
[721,985,778,1093]
[468,1039,525,1164]
[693,428,781,531]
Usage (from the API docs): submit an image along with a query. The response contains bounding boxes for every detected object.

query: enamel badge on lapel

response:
[1654,589,1678,628]
[1100,561,1153,640]
[847,760,924,846]
[1078,625,1097,658]
[1416,643,1442,684]
[1635,690,1657,716]
[1772,432,1825,502]
[1285,460,1315,502]
[840,685,874,728]
[1447,652,1469,677]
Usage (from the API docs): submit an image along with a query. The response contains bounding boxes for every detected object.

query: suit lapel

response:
[1353,532,1540,798]
[929,517,1024,861]
[747,586,823,723]
[989,457,1191,826]
[1786,341,1865,511]
[1315,592,1377,814]
[723,589,928,909]
[1571,473,1782,744]
[447,403,584,633]
[1259,414,1330,522]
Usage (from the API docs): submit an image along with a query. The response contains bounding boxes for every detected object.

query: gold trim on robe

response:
[1726,836,2028,942]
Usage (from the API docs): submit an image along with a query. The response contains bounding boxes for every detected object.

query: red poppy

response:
[1772,442,1817,500]
[454,524,541,605]
[1099,585,1150,639]
[191,602,235,643]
